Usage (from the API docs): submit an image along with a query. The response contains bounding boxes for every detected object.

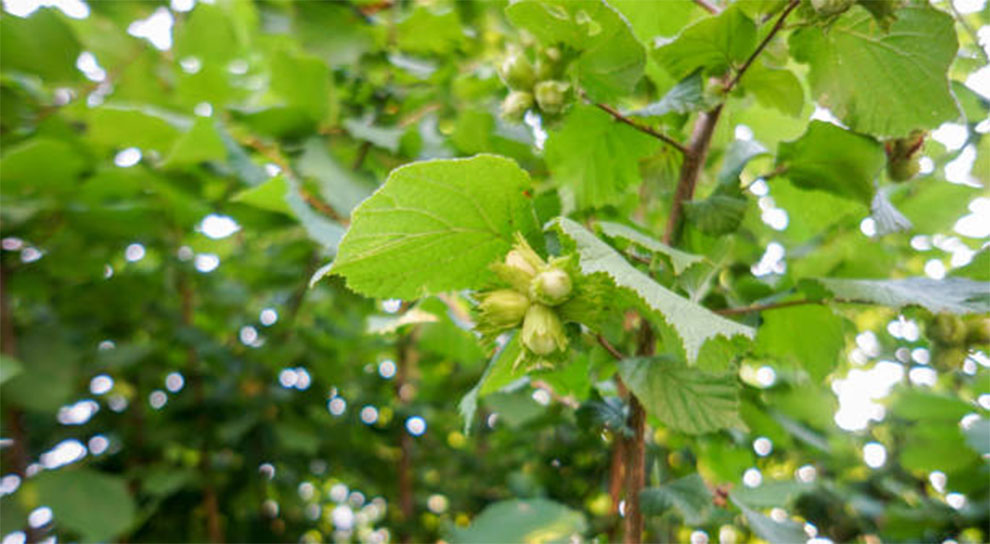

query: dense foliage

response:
[1,0,988,543]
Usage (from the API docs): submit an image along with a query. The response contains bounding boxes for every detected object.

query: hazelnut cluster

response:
[476,234,575,362]
[497,46,571,121]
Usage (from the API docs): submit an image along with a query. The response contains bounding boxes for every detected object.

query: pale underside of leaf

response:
[551,217,754,362]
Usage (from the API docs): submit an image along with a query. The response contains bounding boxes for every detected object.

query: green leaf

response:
[901,423,979,473]
[0,138,87,197]
[173,3,241,63]
[459,334,525,434]
[551,217,754,362]
[297,138,374,216]
[449,498,586,543]
[1,8,81,83]
[683,185,749,236]
[343,117,404,154]
[896,179,982,235]
[35,468,137,542]
[732,480,815,509]
[718,139,768,185]
[756,305,845,380]
[805,277,990,315]
[952,249,989,282]
[545,105,659,209]
[596,221,704,275]
[776,121,885,205]
[87,106,185,151]
[231,175,294,216]
[284,177,346,250]
[270,50,333,124]
[395,7,463,55]
[0,355,22,386]
[963,418,990,457]
[619,356,746,434]
[640,473,713,524]
[630,70,712,117]
[331,154,540,299]
[739,63,804,117]
[789,6,959,137]
[161,117,226,169]
[732,495,808,544]
[505,0,646,100]
[653,6,756,80]
[890,390,975,422]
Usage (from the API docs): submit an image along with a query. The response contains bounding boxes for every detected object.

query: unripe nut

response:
[479,289,530,330]
[529,267,572,306]
[500,91,533,121]
[521,304,567,356]
[499,54,535,90]
[534,80,570,114]
[966,317,990,345]
[930,313,967,346]
[811,0,854,16]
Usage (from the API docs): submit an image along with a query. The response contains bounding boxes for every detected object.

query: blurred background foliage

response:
[0,0,988,543]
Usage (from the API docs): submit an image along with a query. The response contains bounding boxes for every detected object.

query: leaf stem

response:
[597,333,627,361]
[723,0,801,94]
[592,101,691,156]
[693,0,721,14]
[714,297,867,315]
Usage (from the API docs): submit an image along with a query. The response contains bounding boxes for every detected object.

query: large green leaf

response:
[596,221,704,275]
[449,498,586,543]
[653,6,756,80]
[640,473,713,524]
[776,121,884,205]
[161,117,226,169]
[0,138,88,197]
[756,305,845,380]
[805,277,990,315]
[505,0,645,100]
[0,8,81,83]
[551,217,754,361]
[35,468,137,543]
[790,6,959,137]
[629,70,713,117]
[739,63,804,117]
[0,355,22,386]
[297,138,375,216]
[331,155,541,299]
[545,105,659,209]
[620,356,746,434]
[733,496,808,544]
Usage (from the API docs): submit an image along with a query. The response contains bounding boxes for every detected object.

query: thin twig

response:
[592,102,691,156]
[724,0,801,94]
[693,0,720,14]
[714,297,868,316]
[238,136,349,225]
[597,333,627,361]
[948,1,990,65]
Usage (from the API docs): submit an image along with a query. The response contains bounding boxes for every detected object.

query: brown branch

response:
[1,265,45,544]
[693,0,721,14]
[663,104,724,245]
[395,326,421,544]
[592,102,691,156]
[623,324,654,544]
[178,273,224,543]
[723,0,801,94]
